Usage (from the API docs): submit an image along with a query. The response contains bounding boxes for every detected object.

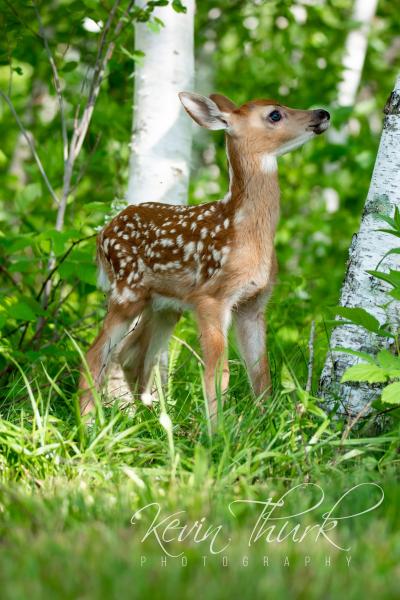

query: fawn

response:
[79,92,330,422]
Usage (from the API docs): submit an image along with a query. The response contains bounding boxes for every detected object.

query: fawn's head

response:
[179,92,330,159]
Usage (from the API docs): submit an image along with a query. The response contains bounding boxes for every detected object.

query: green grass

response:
[1,315,400,599]
[0,470,399,600]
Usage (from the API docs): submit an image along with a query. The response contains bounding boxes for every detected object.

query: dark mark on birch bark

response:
[384,90,400,115]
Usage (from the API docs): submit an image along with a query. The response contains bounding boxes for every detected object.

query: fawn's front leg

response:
[195,297,230,425]
[234,295,271,400]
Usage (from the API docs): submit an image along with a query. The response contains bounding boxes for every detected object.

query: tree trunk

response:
[107,0,195,403]
[328,0,378,146]
[337,0,378,107]
[320,75,400,415]
[127,1,194,204]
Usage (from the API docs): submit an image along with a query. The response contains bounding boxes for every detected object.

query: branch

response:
[70,133,102,196]
[0,90,60,206]
[341,400,373,444]
[33,1,68,163]
[71,0,135,160]
[17,233,97,349]
[36,233,97,301]
[0,263,23,294]
[70,0,121,161]
[55,0,134,234]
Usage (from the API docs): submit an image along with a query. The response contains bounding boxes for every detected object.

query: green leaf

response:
[376,228,400,239]
[77,263,97,286]
[9,259,37,273]
[146,18,164,33]
[334,307,381,333]
[390,288,400,300]
[8,301,36,321]
[368,269,400,289]
[375,247,400,270]
[341,363,387,384]
[62,61,78,72]
[333,347,375,364]
[172,0,187,13]
[148,0,168,7]
[376,349,400,371]
[85,201,110,212]
[40,229,82,256]
[120,47,145,62]
[381,382,400,405]
[16,183,42,207]
[58,261,97,286]
[394,206,400,230]
[7,234,36,253]
[375,213,395,227]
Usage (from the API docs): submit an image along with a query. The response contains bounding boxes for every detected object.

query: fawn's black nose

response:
[316,109,330,121]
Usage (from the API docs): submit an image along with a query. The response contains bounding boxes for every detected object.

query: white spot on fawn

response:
[160,238,174,248]
[183,241,195,261]
[212,249,222,262]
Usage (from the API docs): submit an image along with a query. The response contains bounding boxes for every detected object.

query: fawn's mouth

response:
[310,120,330,135]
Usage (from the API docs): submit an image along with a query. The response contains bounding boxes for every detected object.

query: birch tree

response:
[320,75,400,415]
[328,0,378,146]
[107,0,195,400]
[337,0,378,107]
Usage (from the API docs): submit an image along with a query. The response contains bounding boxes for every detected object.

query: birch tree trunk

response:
[337,0,378,107]
[127,0,195,204]
[107,0,195,402]
[328,0,378,146]
[320,75,400,415]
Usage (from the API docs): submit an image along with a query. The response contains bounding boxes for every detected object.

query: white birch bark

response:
[108,0,195,402]
[337,0,378,107]
[127,0,195,205]
[320,75,400,415]
[328,0,378,146]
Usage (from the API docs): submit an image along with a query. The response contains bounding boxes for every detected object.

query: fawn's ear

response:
[209,93,237,113]
[179,92,231,130]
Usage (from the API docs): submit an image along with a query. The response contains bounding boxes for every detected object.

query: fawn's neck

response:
[224,136,280,236]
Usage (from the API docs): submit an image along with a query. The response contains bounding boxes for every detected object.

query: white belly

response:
[151,294,191,313]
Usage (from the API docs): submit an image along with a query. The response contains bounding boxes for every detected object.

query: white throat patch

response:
[260,154,278,173]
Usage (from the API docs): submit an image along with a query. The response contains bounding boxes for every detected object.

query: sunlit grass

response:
[0,314,399,598]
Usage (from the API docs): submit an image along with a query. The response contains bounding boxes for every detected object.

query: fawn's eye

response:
[268,110,282,123]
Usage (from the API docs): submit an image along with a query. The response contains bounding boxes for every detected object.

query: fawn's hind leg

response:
[118,307,181,404]
[79,299,145,415]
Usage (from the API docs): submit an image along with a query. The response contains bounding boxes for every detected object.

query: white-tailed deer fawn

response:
[79,92,330,423]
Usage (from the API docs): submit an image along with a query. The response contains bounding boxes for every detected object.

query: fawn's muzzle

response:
[310,109,331,135]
